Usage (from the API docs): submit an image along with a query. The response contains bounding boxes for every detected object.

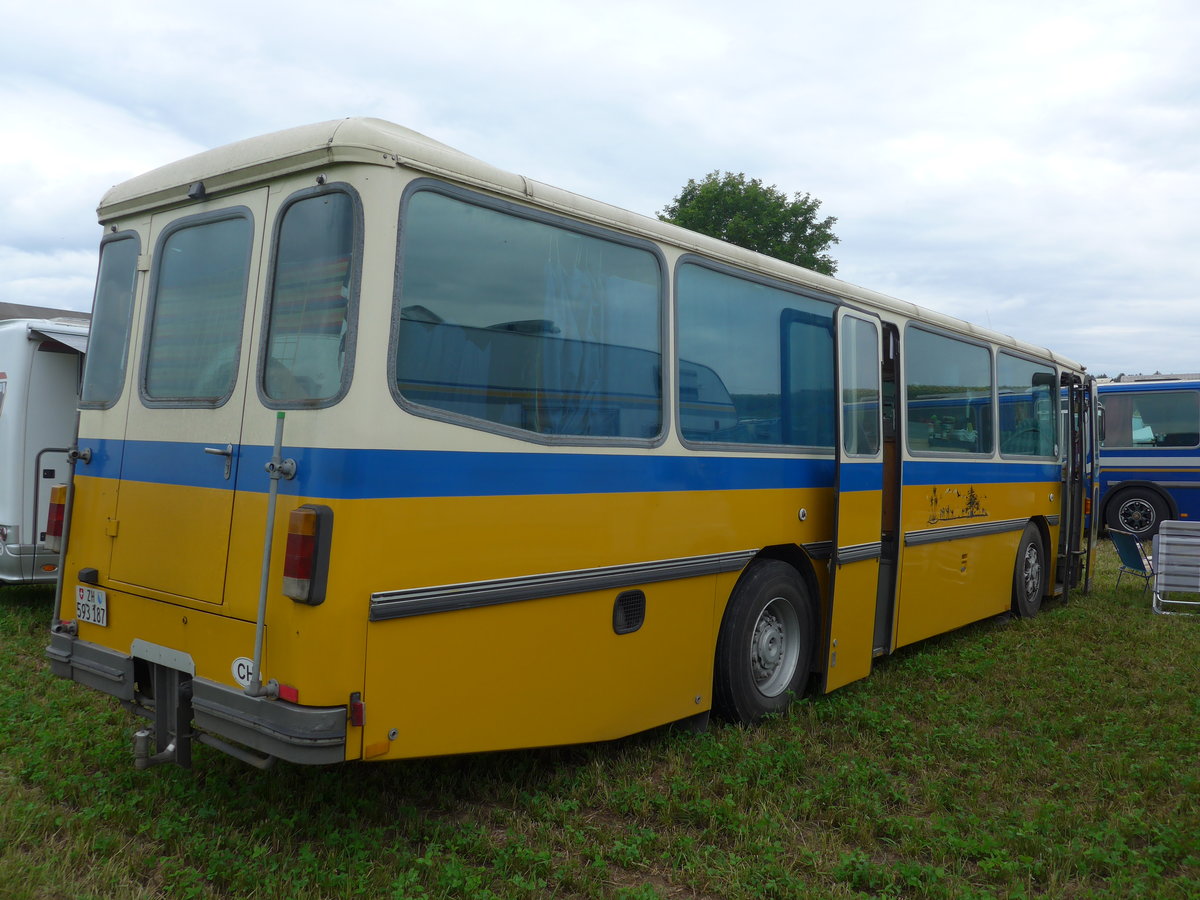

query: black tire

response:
[1105,488,1169,539]
[712,560,815,723]
[1012,523,1045,618]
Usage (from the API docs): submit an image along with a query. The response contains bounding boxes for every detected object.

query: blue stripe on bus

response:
[78,438,1061,500]
[81,438,837,499]
[903,459,1060,485]
[838,462,883,493]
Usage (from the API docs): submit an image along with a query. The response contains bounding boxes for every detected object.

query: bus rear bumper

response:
[46,630,347,767]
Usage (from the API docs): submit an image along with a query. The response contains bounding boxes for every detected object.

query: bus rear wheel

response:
[713,560,814,723]
[1106,488,1168,539]
[1011,523,1045,618]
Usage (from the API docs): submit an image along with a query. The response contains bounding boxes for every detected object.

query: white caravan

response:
[0,317,89,584]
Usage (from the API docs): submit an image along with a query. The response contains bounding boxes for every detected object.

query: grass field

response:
[1,542,1197,899]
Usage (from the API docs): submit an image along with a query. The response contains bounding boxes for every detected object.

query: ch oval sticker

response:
[231,657,255,687]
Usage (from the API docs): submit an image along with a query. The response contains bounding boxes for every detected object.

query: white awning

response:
[29,326,89,354]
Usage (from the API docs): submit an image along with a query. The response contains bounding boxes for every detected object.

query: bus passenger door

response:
[1058,373,1096,600]
[1083,376,1100,592]
[823,309,884,692]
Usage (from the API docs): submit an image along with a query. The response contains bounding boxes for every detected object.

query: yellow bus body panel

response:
[66,461,836,760]
[363,577,718,759]
[109,479,235,605]
[894,477,1060,648]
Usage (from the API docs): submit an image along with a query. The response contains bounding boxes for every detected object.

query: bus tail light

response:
[276,683,300,703]
[44,485,67,552]
[282,504,333,605]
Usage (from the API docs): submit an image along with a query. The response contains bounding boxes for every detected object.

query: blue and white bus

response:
[1098,378,1200,537]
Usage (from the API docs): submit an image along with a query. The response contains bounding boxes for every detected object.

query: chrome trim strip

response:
[1103,458,1200,468]
[1107,479,1200,490]
[904,518,1028,547]
[369,549,758,621]
[835,542,883,565]
[1046,515,1060,526]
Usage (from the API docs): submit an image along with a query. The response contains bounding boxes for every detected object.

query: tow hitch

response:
[130,665,275,770]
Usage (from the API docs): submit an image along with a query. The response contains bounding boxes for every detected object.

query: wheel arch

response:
[737,544,825,675]
[1101,481,1178,525]
[710,546,822,723]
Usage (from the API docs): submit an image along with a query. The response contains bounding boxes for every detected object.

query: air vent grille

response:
[613,590,646,634]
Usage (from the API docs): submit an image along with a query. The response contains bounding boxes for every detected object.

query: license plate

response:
[75,586,108,627]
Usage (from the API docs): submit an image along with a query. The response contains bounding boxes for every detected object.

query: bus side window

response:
[1101,390,1200,449]
[997,355,1057,458]
[905,328,994,455]
[393,189,663,441]
[676,262,835,449]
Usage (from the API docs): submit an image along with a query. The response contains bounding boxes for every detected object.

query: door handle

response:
[204,443,234,480]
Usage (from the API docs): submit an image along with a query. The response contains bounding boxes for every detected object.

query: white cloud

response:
[2,0,1198,374]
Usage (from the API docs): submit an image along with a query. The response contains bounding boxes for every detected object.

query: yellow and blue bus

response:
[47,118,1097,768]
[1098,377,1200,537]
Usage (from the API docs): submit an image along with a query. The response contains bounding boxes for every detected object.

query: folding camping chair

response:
[1152,520,1200,616]
[1109,529,1154,596]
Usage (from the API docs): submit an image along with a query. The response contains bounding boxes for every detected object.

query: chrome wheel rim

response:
[1022,541,1042,601]
[750,597,801,697]
[1118,498,1155,534]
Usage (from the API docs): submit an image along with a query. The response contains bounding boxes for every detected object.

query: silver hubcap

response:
[750,597,800,697]
[1022,543,1041,600]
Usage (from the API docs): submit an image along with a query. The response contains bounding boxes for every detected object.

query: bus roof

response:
[98,117,1084,373]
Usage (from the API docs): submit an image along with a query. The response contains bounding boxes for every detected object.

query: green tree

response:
[658,171,840,275]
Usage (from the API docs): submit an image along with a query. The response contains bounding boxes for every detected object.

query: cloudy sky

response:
[3,0,1196,377]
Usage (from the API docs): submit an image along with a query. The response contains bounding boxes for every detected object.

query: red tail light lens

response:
[282,505,332,605]
[44,485,67,552]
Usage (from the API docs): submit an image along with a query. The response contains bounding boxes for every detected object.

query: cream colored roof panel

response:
[96,117,1083,371]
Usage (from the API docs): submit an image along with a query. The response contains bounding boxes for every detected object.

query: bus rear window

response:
[143,213,252,403]
[262,190,358,405]
[394,189,663,440]
[81,233,139,407]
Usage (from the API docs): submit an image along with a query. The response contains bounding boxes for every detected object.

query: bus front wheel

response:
[1012,523,1045,618]
[713,560,814,723]
[1106,488,1168,539]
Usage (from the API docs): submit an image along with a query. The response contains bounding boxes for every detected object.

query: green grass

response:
[2,543,1197,899]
